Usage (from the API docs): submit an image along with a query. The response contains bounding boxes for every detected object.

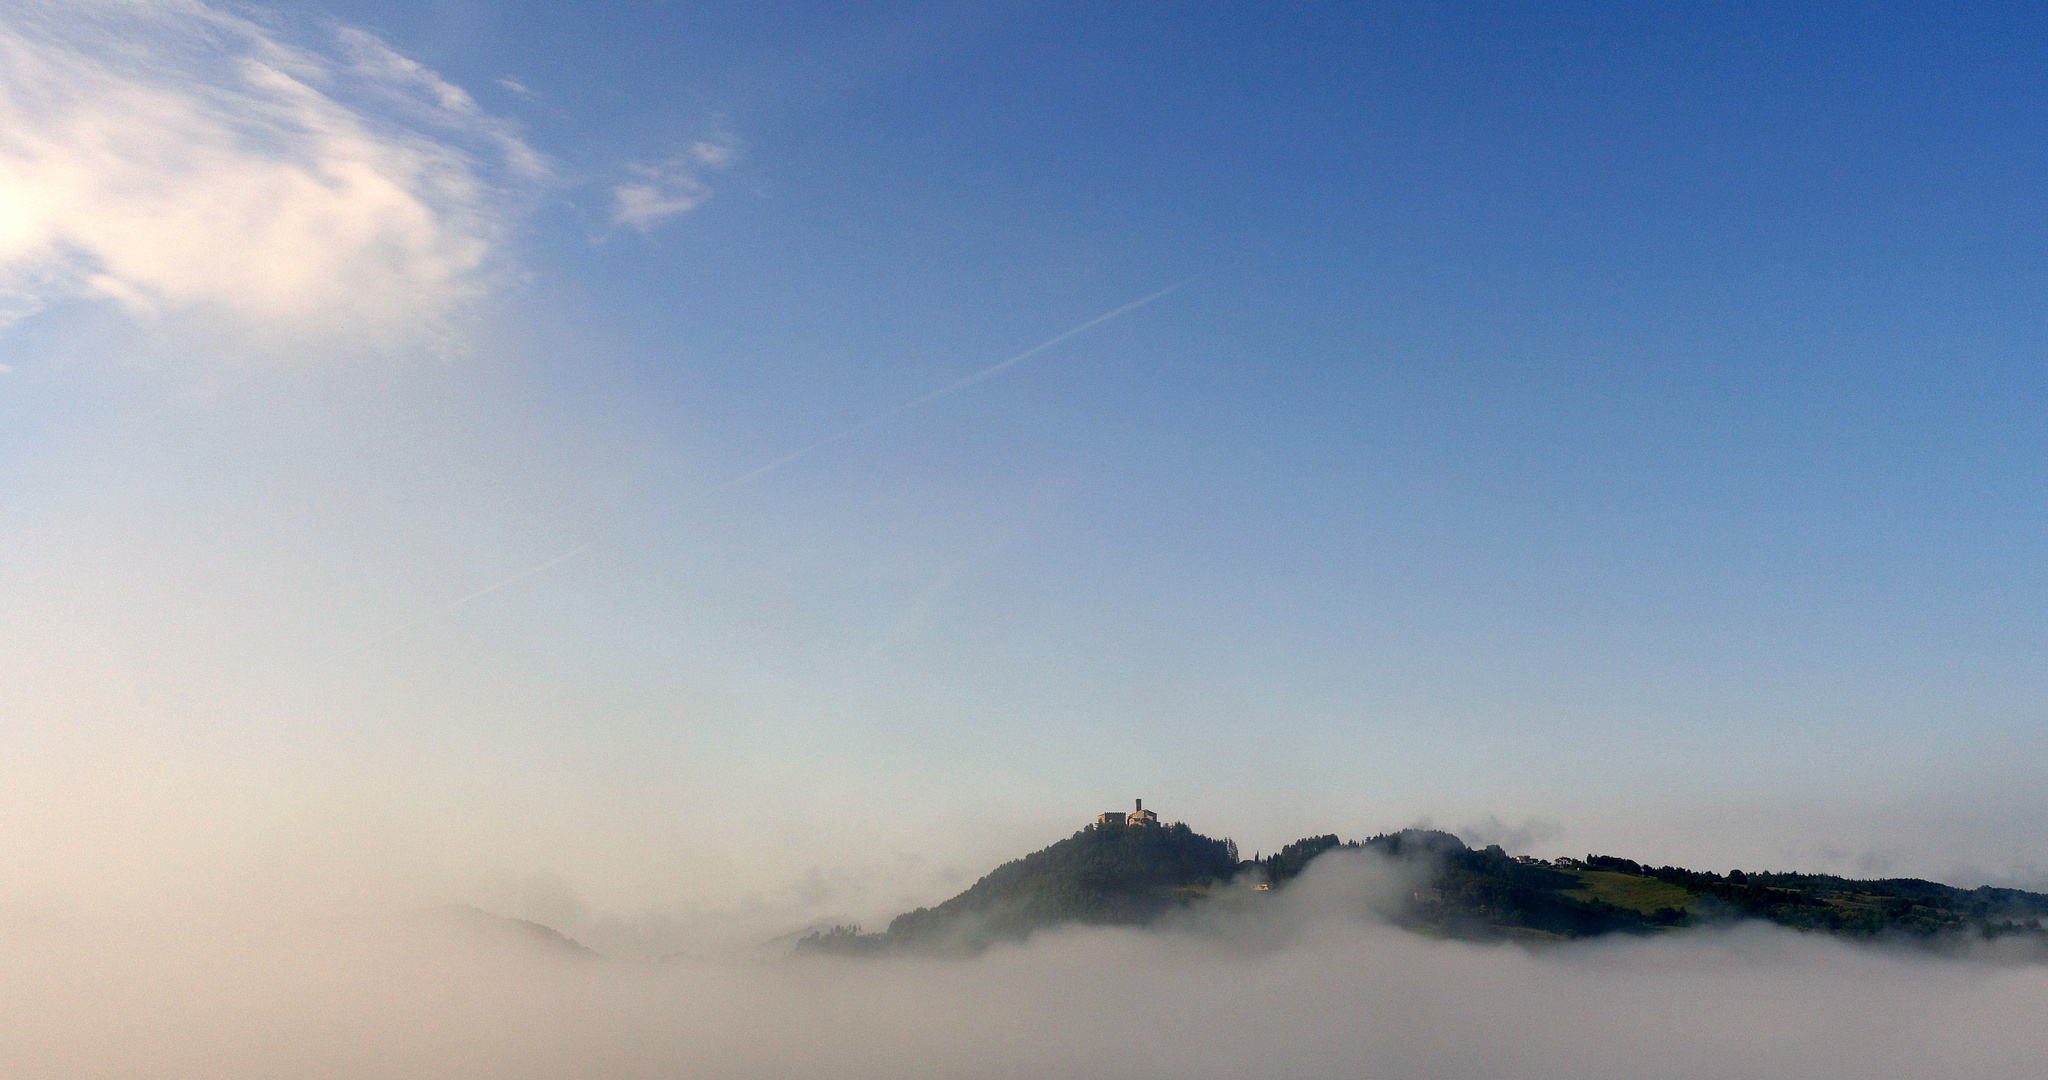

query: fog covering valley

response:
[7,851,2046,1079]
[8,1,2048,1076]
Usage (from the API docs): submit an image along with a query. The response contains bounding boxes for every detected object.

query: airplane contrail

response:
[314,279,1193,663]
[445,543,594,608]
[700,278,1193,497]
[313,543,598,667]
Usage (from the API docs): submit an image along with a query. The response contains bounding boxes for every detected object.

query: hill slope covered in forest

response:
[803,819,1239,953]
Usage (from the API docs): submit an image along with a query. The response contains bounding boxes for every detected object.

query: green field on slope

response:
[1564,870,1695,914]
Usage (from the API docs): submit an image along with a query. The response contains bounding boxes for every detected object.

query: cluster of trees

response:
[1254,828,1474,885]
[1246,829,1652,938]
[1258,834,1345,883]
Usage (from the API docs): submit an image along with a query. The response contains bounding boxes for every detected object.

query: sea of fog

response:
[5,852,2042,1079]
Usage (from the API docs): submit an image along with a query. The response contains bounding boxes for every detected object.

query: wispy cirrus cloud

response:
[612,139,737,232]
[0,0,546,343]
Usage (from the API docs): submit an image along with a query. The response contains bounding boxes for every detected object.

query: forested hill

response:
[798,816,2048,956]
[800,819,1238,954]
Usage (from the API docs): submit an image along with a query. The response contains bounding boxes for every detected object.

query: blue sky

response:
[3,1,2046,948]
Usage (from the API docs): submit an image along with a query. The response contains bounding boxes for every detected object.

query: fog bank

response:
[5,854,2042,1079]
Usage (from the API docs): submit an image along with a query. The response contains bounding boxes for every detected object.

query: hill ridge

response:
[799,812,2048,955]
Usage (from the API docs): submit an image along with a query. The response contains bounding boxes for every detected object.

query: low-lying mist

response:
[6,851,2042,1079]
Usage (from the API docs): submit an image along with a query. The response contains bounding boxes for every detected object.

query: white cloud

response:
[612,167,712,232]
[612,139,736,233]
[689,140,735,167]
[0,0,545,343]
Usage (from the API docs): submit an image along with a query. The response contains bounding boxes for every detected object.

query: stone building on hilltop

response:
[1098,798,1159,828]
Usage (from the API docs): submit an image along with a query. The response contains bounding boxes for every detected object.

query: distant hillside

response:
[428,905,601,957]
[801,818,1238,954]
[1264,835,2048,943]
[1565,855,2048,938]
[800,810,2048,955]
